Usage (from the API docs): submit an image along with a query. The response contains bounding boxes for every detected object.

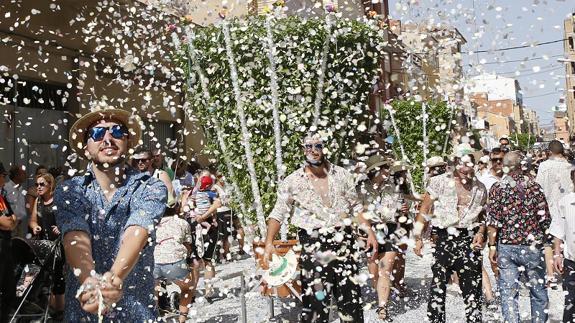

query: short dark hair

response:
[491,147,502,154]
[132,147,152,157]
[548,140,564,155]
[8,165,23,180]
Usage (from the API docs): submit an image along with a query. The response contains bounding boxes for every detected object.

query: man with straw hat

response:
[263,133,378,323]
[358,155,414,320]
[54,107,167,321]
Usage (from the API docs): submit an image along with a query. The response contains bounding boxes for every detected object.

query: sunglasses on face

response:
[35,182,47,187]
[134,158,150,163]
[491,158,503,163]
[304,143,324,151]
[86,125,128,142]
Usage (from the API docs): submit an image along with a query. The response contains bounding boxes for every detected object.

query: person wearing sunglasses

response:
[27,172,65,317]
[132,147,175,210]
[263,134,378,323]
[414,146,488,323]
[54,108,167,321]
[476,147,506,192]
[29,173,58,240]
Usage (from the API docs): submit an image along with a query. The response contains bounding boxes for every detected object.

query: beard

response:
[305,155,325,168]
[93,154,126,170]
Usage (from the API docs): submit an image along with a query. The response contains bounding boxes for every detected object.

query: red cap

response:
[199,176,214,190]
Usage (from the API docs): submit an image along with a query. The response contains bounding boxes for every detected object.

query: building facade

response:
[563,13,575,140]
[466,73,529,135]
[0,0,208,175]
[395,23,466,103]
[554,111,570,143]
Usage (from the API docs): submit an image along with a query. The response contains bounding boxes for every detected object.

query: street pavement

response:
[168,246,564,322]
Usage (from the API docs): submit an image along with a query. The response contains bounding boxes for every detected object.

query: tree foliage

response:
[380,100,454,191]
[174,14,386,234]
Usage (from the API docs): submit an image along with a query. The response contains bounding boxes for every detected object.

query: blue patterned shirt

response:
[55,166,167,322]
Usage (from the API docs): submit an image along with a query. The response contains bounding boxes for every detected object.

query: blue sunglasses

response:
[304,143,324,151]
[86,125,129,143]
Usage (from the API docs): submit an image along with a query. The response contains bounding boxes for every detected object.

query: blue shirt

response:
[55,166,167,322]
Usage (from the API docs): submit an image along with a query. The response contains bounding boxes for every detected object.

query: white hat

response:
[263,250,298,287]
[426,156,446,168]
[479,156,490,164]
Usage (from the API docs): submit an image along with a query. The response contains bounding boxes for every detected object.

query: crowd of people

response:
[1,105,575,323]
[263,134,575,323]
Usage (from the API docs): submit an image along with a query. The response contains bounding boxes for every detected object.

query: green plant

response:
[174,14,386,236]
[510,133,536,151]
[380,100,454,191]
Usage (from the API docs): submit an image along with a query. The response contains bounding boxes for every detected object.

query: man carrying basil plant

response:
[263,134,378,323]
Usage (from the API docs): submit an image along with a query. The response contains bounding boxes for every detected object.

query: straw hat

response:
[263,250,298,287]
[69,107,142,154]
[426,156,446,168]
[364,155,392,173]
[390,160,412,174]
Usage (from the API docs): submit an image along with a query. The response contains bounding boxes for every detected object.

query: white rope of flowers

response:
[311,13,334,130]
[222,21,268,237]
[176,29,250,219]
[442,97,456,155]
[384,103,418,196]
[264,14,288,241]
[422,102,428,184]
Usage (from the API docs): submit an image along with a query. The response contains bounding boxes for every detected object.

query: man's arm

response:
[196,198,222,223]
[63,231,95,283]
[262,218,282,269]
[110,225,149,280]
[413,193,432,257]
[0,213,16,230]
[158,171,175,204]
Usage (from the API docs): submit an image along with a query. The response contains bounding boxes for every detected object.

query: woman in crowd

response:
[28,172,65,317]
[181,170,222,298]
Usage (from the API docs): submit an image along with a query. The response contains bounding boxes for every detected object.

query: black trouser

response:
[564,259,575,322]
[298,227,363,323]
[427,228,482,323]
[0,237,16,322]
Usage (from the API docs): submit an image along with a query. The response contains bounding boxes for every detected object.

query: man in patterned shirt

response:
[486,151,551,323]
[55,107,167,321]
[414,152,487,323]
[263,134,378,323]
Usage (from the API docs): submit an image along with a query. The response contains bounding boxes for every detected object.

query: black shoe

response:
[158,292,170,313]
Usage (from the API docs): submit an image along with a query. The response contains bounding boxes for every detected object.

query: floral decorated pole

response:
[222,21,267,237]
[263,12,290,241]
[422,102,428,184]
[311,10,334,130]
[442,96,456,155]
[178,28,249,218]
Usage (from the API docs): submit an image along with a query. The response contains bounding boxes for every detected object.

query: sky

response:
[390,0,575,127]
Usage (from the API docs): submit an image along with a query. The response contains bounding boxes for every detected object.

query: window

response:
[16,79,69,111]
[571,62,575,75]
[0,76,15,106]
[570,37,575,52]
[0,76,69,111]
